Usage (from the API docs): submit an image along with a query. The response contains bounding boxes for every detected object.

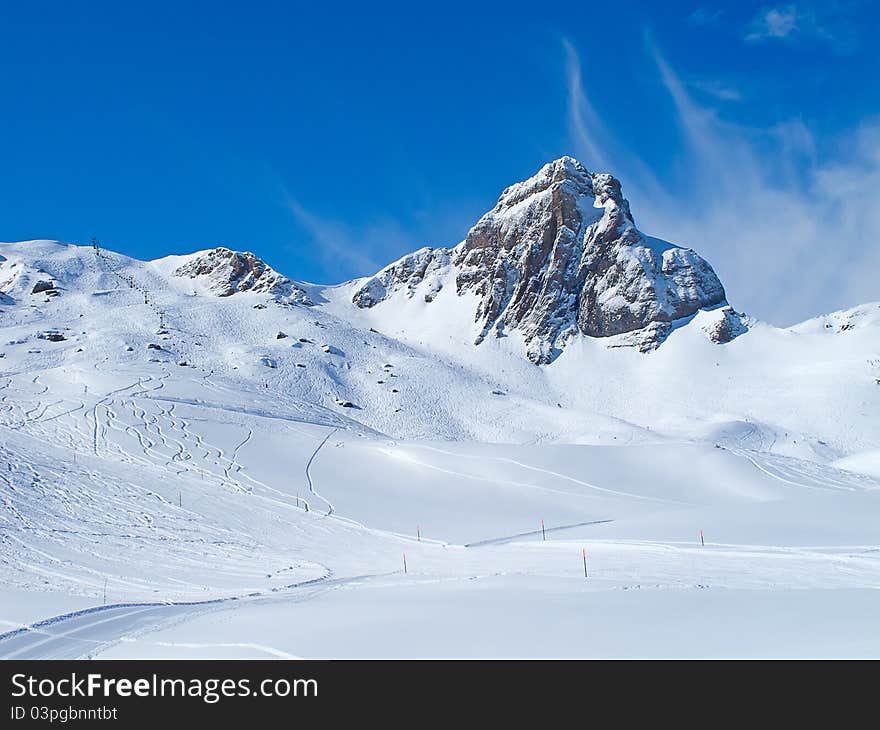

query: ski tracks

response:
[305,428,337,516]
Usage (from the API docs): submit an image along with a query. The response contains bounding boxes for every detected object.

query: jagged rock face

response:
[454,157,727,362]
[353,247,451,308]
[352,156,732,363]
[174,247,312,304]
[702,306,749,344]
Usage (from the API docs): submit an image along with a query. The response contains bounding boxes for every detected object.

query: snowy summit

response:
[354,157,739,362]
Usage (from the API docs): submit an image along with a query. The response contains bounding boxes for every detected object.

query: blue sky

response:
[2,1,878,324]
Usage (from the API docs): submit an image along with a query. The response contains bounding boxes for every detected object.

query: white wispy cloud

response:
[281,187,483,284]
[744,3,859,51]
[564,37,880,326]
[563,38,664,202]
[689,79,743,102]
[563,39,615,175]
[746,4,802,41]
[283,193,416,281]
[687,8,723,27]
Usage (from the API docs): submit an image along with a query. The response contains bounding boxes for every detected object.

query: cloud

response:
[284,193,423,282]
[281,185,486,284]
[563,38,663,199]
[746,4,801,41]
[744,3,859,51]
[564,37,880,326]
[688,79,743,102]
[687,8,723,26]
[562,39,615,175]
[284,196,380,276]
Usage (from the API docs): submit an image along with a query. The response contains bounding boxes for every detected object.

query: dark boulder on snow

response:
[31,280,56,294]
[36,330,66,342]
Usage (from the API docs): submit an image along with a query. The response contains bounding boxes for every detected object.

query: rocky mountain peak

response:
[173,247,312,304]
[495,156,593,209]
[352,157,738,363]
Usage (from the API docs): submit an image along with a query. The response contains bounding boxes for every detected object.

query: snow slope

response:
[1,237,879,658]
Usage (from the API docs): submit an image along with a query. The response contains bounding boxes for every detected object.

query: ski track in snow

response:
[408,444,695,506]
[464,520,615,547]
[305,428,337,516]
[0,571,403,659]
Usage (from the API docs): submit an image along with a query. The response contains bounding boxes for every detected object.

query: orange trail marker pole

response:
[700,529,704,547]
[403,552,407,574]
[541,519,546,541]
[583,548,588,578]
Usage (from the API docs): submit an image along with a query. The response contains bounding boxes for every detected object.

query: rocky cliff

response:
[174,247,313,305]
[353,156,736,362]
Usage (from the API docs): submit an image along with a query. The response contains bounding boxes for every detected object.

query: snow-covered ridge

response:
[1,229,877,454]
[789,302,880,335]
[352,157,733,363]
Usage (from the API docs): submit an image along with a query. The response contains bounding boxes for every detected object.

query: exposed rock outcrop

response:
[702,306,749,344]
[352,156,734,363]
[353,247,451,308]
[36,330,66,342]
[453,157,727,362]
[31,280,56,294]
[174,247,313,305]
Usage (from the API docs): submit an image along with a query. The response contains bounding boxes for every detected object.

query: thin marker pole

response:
[583,548,588,578]
[541,519,546,542]
[102,578,107,605]
[700,529,704,547]
[403,552,407,574]
[417,526,421,542]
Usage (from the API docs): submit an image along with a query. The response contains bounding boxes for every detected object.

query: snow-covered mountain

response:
[0,234,876,452]
[353,157,740,362]
[2,158,880,659]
